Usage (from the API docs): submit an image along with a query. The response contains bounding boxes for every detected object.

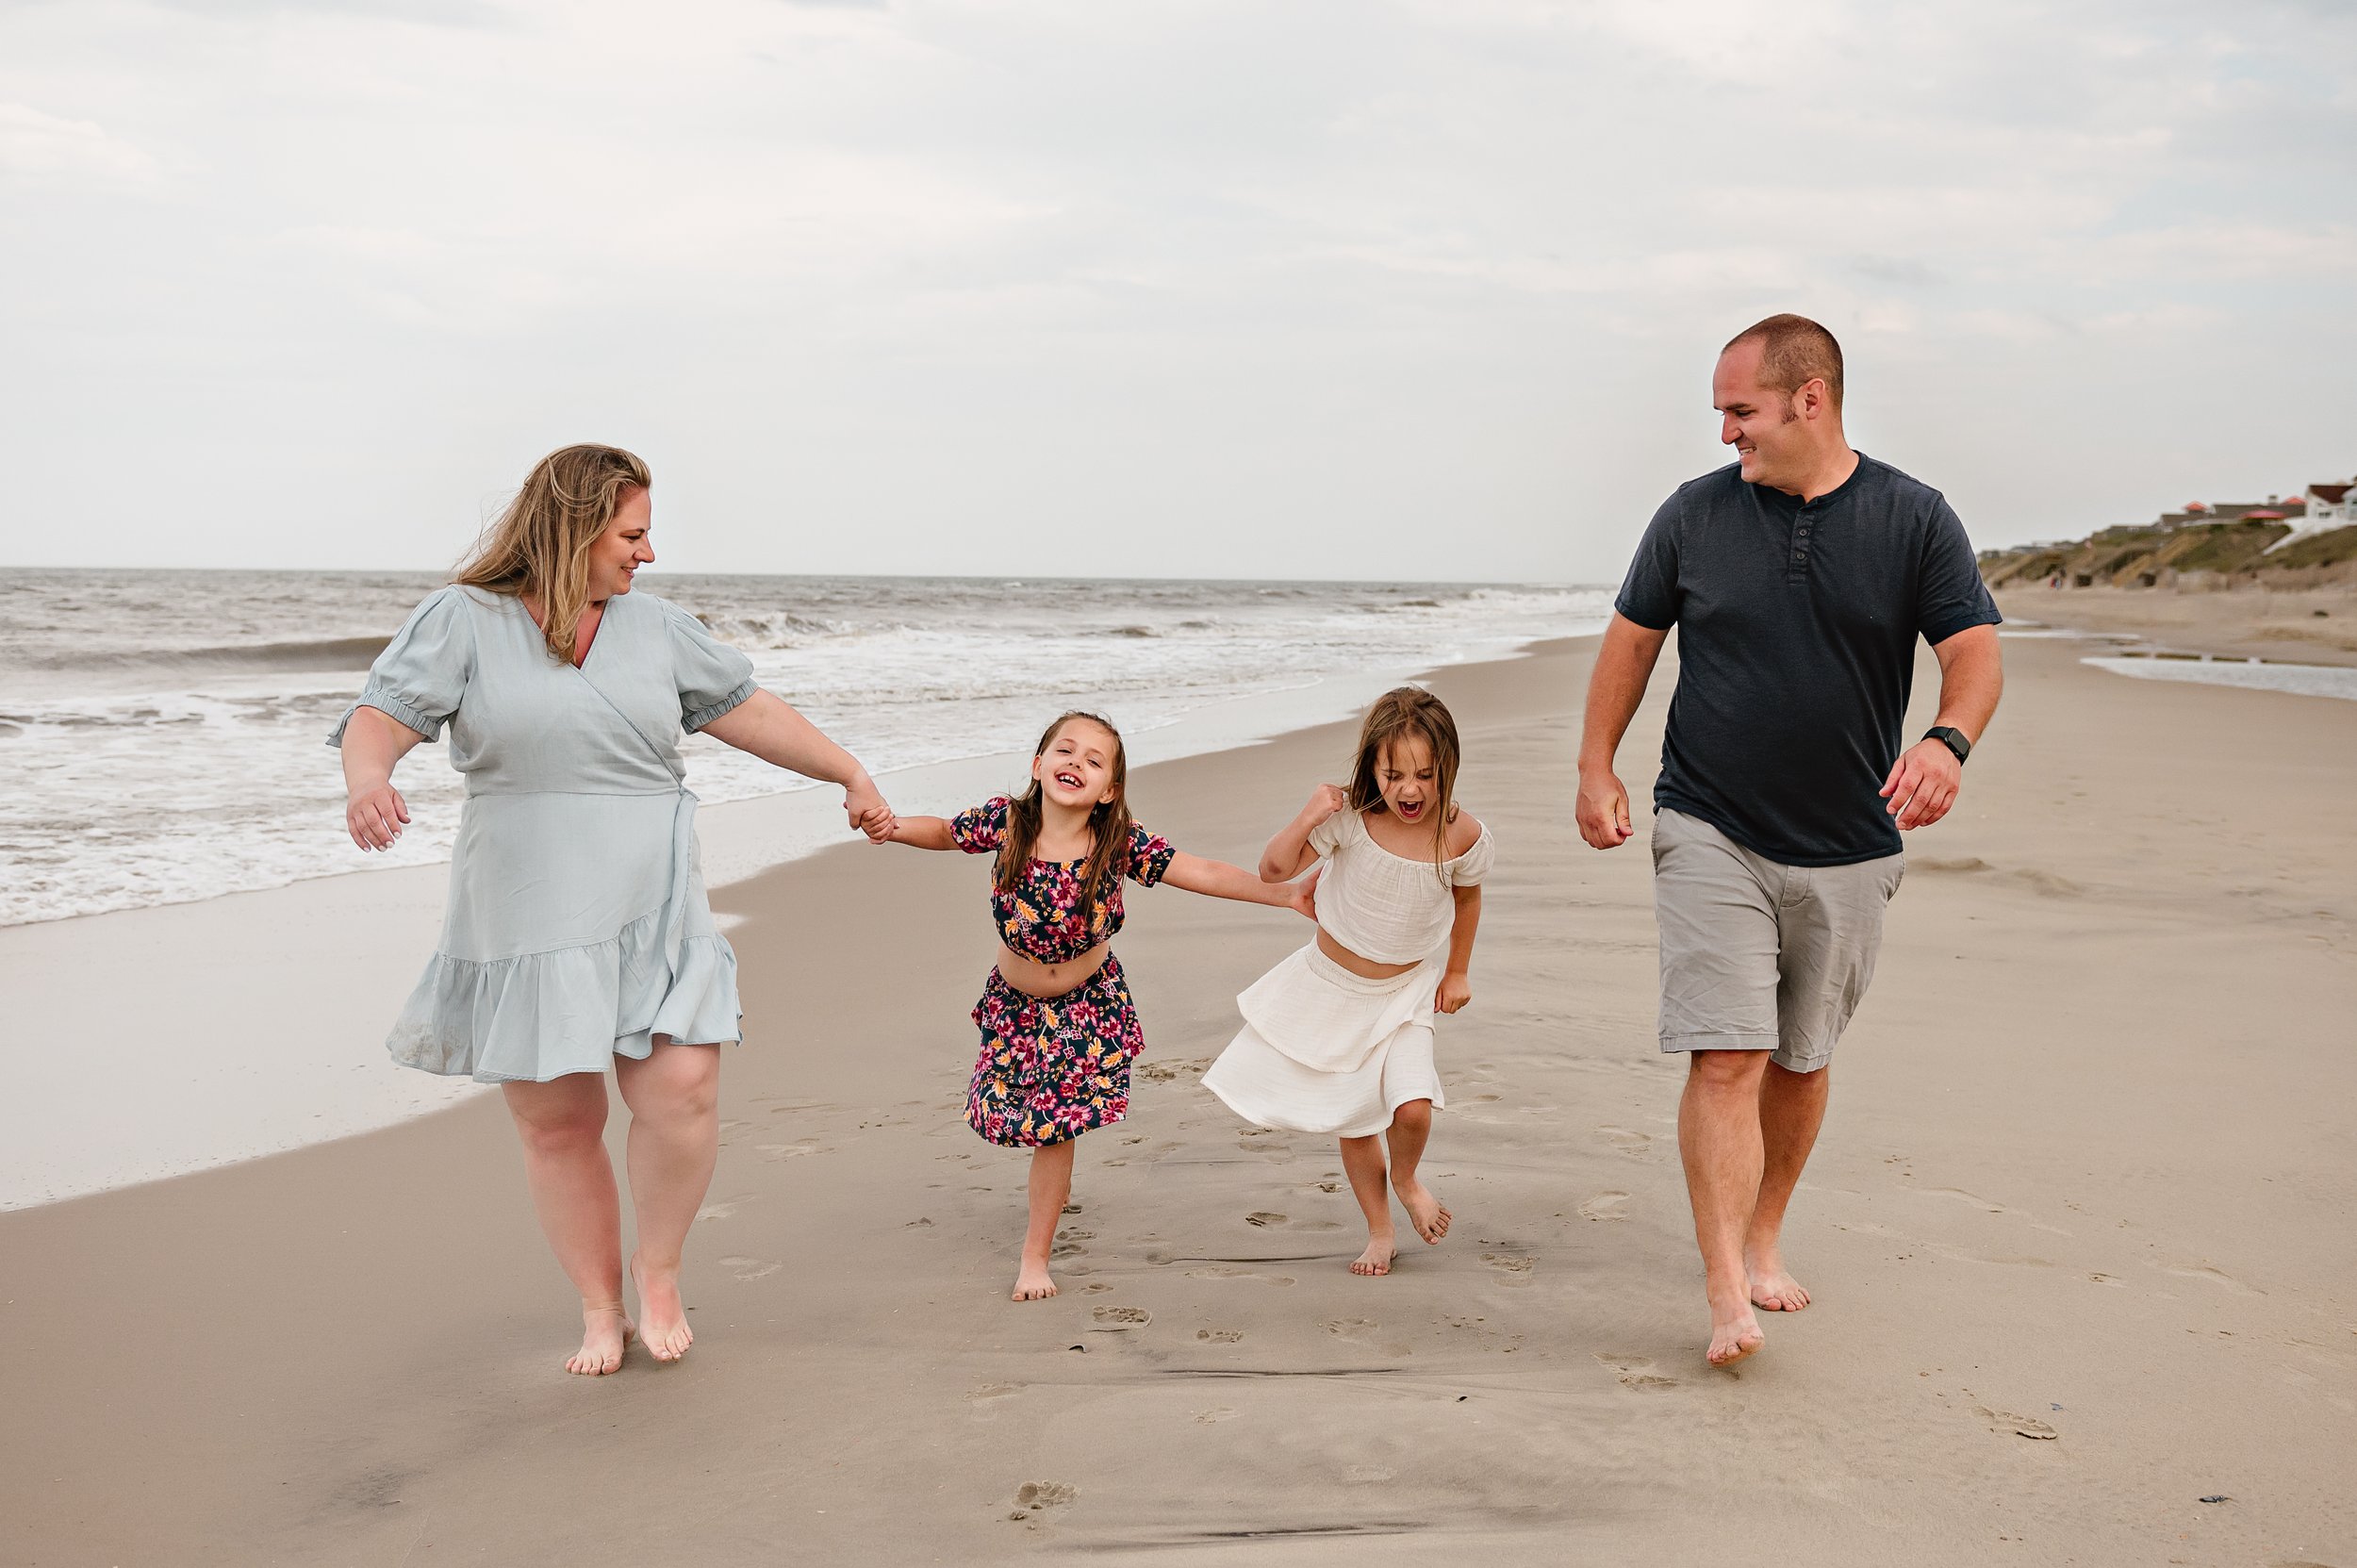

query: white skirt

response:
[1202,942,1445,1138]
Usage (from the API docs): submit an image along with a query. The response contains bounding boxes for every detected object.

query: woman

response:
[333,443,891,1375]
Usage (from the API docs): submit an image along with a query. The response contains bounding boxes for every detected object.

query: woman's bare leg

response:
[1386,1098,1451,1244]
[1340,1133,1396,1275]
[1014,1139,1076,1301]
[615,1041,721,1362]
[502,1074,631,1375]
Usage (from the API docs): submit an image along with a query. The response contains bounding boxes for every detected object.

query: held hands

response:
[1574,767,1634,850]
[346,782,410,851]
[1880,739,1962,830]
[845,775,896,844]
[1435,971,1472,1015]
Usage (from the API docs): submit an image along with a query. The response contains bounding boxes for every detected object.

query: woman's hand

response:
[1435,972,1472,1015]
[1300,783,1349,828]
[347,782,411,851]
[845,775,895,843]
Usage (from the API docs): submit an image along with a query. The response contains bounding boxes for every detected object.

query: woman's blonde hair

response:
[1345,685,1461,882]
[454,443,651,664]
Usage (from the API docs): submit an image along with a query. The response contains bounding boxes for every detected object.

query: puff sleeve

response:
[665,602,759,733]
[950,797,1011,854]
[1306,809,1354,859]
[328,586,475,747]
[1124,821,1176,887]
[1449,821,1495,887]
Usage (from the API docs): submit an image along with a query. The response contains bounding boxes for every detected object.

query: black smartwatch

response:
[1924,725,1971,765]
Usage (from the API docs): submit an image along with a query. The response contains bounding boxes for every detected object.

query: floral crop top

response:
[950,796,1177,965]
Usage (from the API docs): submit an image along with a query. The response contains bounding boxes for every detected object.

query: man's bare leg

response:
[1747,1060,1831,1312]
[1678,1048,1770,1366]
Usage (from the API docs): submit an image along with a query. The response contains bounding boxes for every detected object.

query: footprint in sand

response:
[718,1255,783,1281]
[1090,1306,1151,1330]
[1482,1252,1536,1286]
[1577,1192,1631,1222]
[755,1140,828,1162]
[716,1117,754,1146]
[1196,1328,1243,1344]
[1314,1180,1343,1195]
[1594,1126,1654,1157]
[968,1381,1021,1403]
[1974,1405,2058,1440]
[695,1195,754,1222]
[1195,1407,1237,1424]
[1320,1317,1377,1341]
[1245,1213,1287,1228]
[1595,1354,1676,1389]
[1008,1480,1077,1523]
[2086,1272,2123,1287]
[1080,1282,1113,1294]
[1185,1265,1297,1287]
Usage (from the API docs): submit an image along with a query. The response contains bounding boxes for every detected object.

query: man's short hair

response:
[1724,314,1843,409]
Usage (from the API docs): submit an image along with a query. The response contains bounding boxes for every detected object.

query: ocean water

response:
[0,570,1611,927]
[2081,653,2357,702]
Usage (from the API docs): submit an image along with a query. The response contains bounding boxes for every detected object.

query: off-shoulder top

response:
[949,796,1178,965]
[1306,807,1492,966]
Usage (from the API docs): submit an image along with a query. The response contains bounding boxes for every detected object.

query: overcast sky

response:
[4,0,2353,581]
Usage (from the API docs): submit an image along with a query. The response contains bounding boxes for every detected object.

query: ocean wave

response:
[8,635,391,677]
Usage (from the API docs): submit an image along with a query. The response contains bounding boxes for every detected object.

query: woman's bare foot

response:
[1012,1258,1058,1301]
[1706,1296,1765,1367]
[567,1304,635,1376]
[629,1256,694,1362]
[1350,1231,1397,1276]
[1393,1179,1451,1245]
[1746,1246,1810,1312]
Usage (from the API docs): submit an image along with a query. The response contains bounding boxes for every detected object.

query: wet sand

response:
[2,634,2352,1565]
[1995,582,2357,666]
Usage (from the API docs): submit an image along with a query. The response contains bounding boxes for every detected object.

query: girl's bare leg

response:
[1014,1139,1077,1301]
[1386,1098,1451,1244]
[614,1041,722,1362]
[1340,1133,1396,1275]
[502,1074,632,1375]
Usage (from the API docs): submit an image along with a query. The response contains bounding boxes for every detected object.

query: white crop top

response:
[1306,807,1493,966]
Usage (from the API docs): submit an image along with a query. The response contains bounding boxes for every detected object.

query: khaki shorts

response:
[1650,809,1904,1074]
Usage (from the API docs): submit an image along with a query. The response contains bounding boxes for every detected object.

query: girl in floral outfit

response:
[884,711,1310,1301]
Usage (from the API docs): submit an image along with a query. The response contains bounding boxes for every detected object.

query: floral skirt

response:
[965,955,1145,1147]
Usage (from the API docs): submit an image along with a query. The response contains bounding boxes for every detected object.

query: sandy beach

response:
[3,630,2353,1565]
[1995,583,2357,667]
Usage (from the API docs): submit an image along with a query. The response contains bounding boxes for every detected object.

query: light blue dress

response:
[329,585,756,1081]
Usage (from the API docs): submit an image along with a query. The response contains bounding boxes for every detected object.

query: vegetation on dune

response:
[1976,518,2354,589]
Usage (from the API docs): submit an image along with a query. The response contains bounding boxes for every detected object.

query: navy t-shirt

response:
[1614,454,2001,867]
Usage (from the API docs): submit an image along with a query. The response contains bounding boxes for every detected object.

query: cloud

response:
[0,102,156,182]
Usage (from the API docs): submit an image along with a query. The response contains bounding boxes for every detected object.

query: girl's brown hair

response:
[1345,685,1461,882]
[454,443,652,665]
[997,712,1135,912]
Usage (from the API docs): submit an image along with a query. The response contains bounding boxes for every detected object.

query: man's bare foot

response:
[630,1256,693,1362]
[1706,1299,1765,1367]
[1350,1234,1396,1276]
[1393,1180,1451,1245]
[1747,1250,1811,1312]
[567,1304,635,1376]
[1011,1259,1058,1301]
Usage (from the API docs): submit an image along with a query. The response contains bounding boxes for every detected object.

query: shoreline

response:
[0,635,1581,1212]
[4,627,2352,1563]
[1993,581,2357,667]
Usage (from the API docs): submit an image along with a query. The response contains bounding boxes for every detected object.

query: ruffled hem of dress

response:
[386,904,742,1083]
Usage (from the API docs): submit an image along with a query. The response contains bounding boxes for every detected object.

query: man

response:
[1577,315,2003,1368]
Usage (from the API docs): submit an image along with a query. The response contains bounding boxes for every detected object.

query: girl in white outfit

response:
[1204,687,1492,1276]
